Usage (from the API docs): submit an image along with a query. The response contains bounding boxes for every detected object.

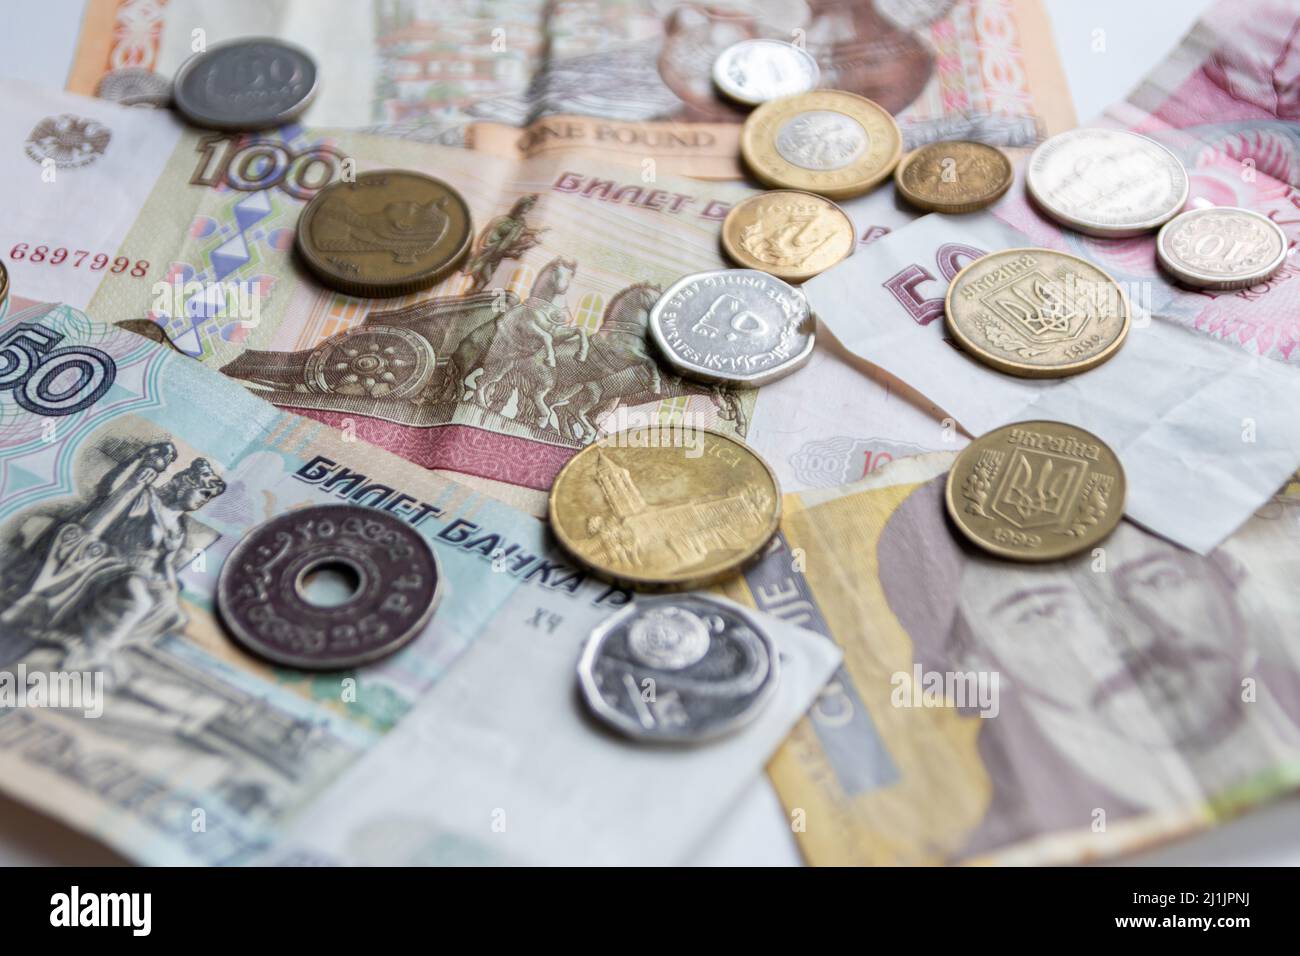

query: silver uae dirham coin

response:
[217,504,441,670]
[577,595,781,743]
[173,37,318,130]
[712,39,821,106]
[1156,205,1289,290]
[648,269,815,386]
[1026,128,1188,237]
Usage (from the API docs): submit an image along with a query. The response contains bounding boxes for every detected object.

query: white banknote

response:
[806,212,1300,553]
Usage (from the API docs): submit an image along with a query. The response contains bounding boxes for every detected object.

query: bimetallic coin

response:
[894,140,1014,214]
[217,504,441,669]
[578,594,780,742]
[549,429,781,590]
[96,67,172,108]
[1156,206,1288,290]
[944,248,1130,378]
[649,269,815,386]
[711,39,820,107]
[721,190,854,282]
[173,38,318,130]
[740,90,902,200]
[296,170,473,298]
[1026,128,1188,237]
[945,420,1126,562]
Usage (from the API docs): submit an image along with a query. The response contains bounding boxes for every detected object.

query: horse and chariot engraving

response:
[222,256,747,444]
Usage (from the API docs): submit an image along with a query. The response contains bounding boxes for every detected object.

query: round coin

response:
[578,594,780,742]
[711,39,821,107]
[217,504,441,669]
[945,420,1126,561]
[649,269,815,385]
[549,429,781,590]
[296,169,473,298]
[944,248,1130,378]
[173,37,318,130]
[1026,128,1188,237]
[894,140,1014,214]
[721,190,854,282]
[0,261,8,313]
[96,67,172,108]
[740,90,902,200]
[1156,205,1288,290]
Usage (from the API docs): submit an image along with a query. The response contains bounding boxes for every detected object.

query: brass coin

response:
[721,190,854,282]
[296,169,473,298]
[0,260,8,312]
[945,420,1126,562]
[740,90,902,200]
[944,248,1130,378]
[894,141,1013,214]
[549,429,781,590]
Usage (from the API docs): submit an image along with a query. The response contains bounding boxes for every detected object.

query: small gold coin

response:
[296,169,473,298]
[944,248,1130,378]
[721,190,854,282]
[549,429,781,590]
[894,141,1013,214]
[740,90,902,200]
[945,420,1126,562]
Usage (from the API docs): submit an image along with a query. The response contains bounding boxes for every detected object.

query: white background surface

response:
[2,0,1298,867]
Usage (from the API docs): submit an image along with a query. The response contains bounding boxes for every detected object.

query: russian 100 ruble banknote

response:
[0,296,839,865]
[808,0,1300,554]
[67,0,1075,178]
[718,452,1300,866]
[0,80,953,515]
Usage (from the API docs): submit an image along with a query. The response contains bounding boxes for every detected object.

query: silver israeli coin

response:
[1156,205,1288,290]
[712,39,820,107]
[173,37,318,130]
[96,67,173,108]
[217,504,441,670]
[1026,128,1188,237]
[578,594,781,743]
[649,269,815,386]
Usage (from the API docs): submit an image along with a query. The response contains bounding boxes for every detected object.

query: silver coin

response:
[1026,128,1188,237]
[217,504,441,670]
[173,37,318,130]
[578,594,780,743]
[649,269,815,386]
[96,67,173,108]
[1156,206,1288,290]
[712,39,820,107]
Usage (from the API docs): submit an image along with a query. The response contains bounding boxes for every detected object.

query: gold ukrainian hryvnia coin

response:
[945,420,1126,562]
[944,248,1130,378]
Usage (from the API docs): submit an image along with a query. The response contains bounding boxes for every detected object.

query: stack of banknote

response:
[1,0,1298,866]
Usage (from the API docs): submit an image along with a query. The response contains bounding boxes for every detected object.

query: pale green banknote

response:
[0,80,951,517]
[0,299,839,865]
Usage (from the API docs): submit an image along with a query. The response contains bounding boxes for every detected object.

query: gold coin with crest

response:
[721,190,855,282]
[549,429,781,590]
[740,90,902,200]
[894,141,1014,214]
[945,420,1126,562]
[944,248,1130,378]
